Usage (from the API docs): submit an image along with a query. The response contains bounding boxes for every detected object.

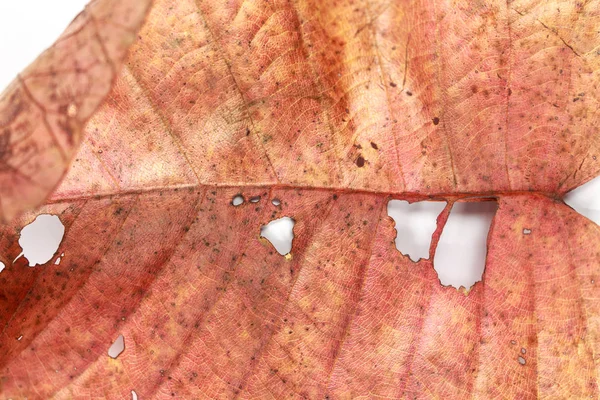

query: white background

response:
[1,1,599,290]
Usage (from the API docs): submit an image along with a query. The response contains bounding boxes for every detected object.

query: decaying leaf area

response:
[0,0,600,398]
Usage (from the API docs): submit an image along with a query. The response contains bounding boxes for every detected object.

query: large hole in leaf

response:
[131,390,138,400]
[433,201,497,290]
[564,175,600,224]
[260,217,295,256]
[16,214,65,267]
[108,334,125,359]
[387,200,447,262]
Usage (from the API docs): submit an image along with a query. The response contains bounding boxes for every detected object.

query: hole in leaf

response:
[0,261,5,273]
[518,356,526,365]
[131,390,138,400]
[564,175,600,224]
[387,200,446,262]
[16,214,65,267]
[260,217,295,256]
[231,195,244,206]
[250,196,261,203]
[271,198,281,206]
[54,252,64,265]
[433,201,497,290]
[523,228,531,235]
[108,334,125,359]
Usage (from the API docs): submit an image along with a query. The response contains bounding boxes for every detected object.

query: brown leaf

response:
[1,0,600,398]
[0,0,151,221]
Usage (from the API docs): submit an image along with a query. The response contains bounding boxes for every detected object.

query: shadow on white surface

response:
[260,217,295,256]
[387,200,446,262]
[0,1,89,92]
[434,201,497,290]
[564,175,600,225]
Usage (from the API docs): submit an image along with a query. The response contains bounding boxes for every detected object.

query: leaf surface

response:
[1,0,600,398]
[0,0,151,221]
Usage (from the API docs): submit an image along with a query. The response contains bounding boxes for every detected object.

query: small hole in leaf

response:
[108,334,125,358]
[272,198,281,206]
[387,200,446,262]
[433,201,497,290]
[250,196,261,203]
[260,217,295,256]
[131,390,138,400]
[523,228,531,235]
[518,356,526,365]
[521,348,526,354]
[232,195,244,206]
[16,214,65,267]
[0,261,5,273]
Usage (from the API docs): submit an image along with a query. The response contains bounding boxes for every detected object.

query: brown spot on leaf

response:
[356,156,365,167]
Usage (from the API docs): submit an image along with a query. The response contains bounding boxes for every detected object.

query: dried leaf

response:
[0,0,151,221]
[1,0,600,398]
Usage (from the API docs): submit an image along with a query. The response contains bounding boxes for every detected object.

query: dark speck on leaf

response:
[370,142,378,150]
[389,82,397,87]
[356,156,365,168]
[406,91,413,96]
[432,117,440,125]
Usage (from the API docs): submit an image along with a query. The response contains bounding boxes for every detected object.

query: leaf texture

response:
[0,0,600,398]
[0,0,151,221]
